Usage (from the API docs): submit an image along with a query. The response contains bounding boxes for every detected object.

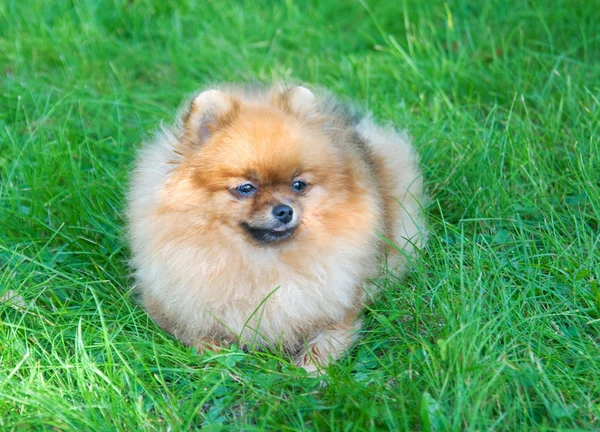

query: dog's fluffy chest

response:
[140,239,375,344]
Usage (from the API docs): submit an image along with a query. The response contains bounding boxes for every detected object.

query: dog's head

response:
[160,86,371,248]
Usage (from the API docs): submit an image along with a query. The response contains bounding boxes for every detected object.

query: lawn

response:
[1,0,599,430]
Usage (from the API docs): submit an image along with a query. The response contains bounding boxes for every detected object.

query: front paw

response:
[295,342,330,374]
[191,338,227,354]
[294,317,363,373]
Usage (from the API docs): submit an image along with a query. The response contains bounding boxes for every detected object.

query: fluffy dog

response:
[127,84,426,371]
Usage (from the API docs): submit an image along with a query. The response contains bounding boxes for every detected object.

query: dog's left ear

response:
[182,89,238,146]
[284,86,317,116]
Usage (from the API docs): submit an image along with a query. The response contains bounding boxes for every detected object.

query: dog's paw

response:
[294,317,362,373]
[191,338,227,355]
[295,340,331,374]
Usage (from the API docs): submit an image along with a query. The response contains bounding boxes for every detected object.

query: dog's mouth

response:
[241,222,298,245]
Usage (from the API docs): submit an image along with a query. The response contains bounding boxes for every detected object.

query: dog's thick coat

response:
[127,84,426,371]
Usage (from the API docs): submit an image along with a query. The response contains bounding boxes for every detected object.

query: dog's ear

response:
[286,86,316,116]
[182,90,238,146]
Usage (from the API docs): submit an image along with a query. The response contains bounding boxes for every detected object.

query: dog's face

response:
[165,88,359,247]
[194,108,319,245]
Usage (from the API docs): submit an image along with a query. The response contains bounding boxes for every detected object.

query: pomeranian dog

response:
[127,84,426,372]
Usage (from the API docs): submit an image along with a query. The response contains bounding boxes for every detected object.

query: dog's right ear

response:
[182,90,238,146]
[286,86,316,116]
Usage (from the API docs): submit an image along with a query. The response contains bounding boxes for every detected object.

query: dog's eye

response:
[291,180,307,192]
[235,183,257,196]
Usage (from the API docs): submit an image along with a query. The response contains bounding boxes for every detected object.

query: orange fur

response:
[127,84,426,371]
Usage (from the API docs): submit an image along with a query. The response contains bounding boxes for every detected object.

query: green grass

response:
[1,0,599,429]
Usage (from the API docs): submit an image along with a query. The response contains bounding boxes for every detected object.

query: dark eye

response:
[291,180,307,192]
[235,183,257,196]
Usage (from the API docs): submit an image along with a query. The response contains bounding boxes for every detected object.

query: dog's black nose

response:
[272,204,294,224]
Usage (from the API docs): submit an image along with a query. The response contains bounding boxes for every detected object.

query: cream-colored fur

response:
[127,84,426,371]
[355,117,427,272]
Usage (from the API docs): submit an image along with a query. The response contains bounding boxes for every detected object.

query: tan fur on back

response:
[127,84,426,359]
